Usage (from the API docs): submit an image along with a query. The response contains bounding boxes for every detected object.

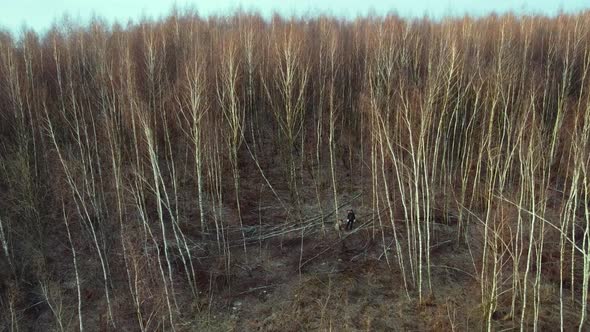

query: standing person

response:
[346,209,356,231]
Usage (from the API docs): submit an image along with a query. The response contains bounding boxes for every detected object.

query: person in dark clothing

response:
[346,209,356,230]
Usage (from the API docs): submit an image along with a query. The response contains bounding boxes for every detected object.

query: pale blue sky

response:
[1,0,589,34]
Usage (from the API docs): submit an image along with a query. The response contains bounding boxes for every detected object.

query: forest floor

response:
[9,144,576,331]
[186,218,510,332]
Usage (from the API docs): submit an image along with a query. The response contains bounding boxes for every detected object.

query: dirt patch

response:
[186,222,491,332]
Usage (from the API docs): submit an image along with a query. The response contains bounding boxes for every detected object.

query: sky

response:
[1,0,590,34]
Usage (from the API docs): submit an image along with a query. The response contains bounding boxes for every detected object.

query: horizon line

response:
[2,4,590,37]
